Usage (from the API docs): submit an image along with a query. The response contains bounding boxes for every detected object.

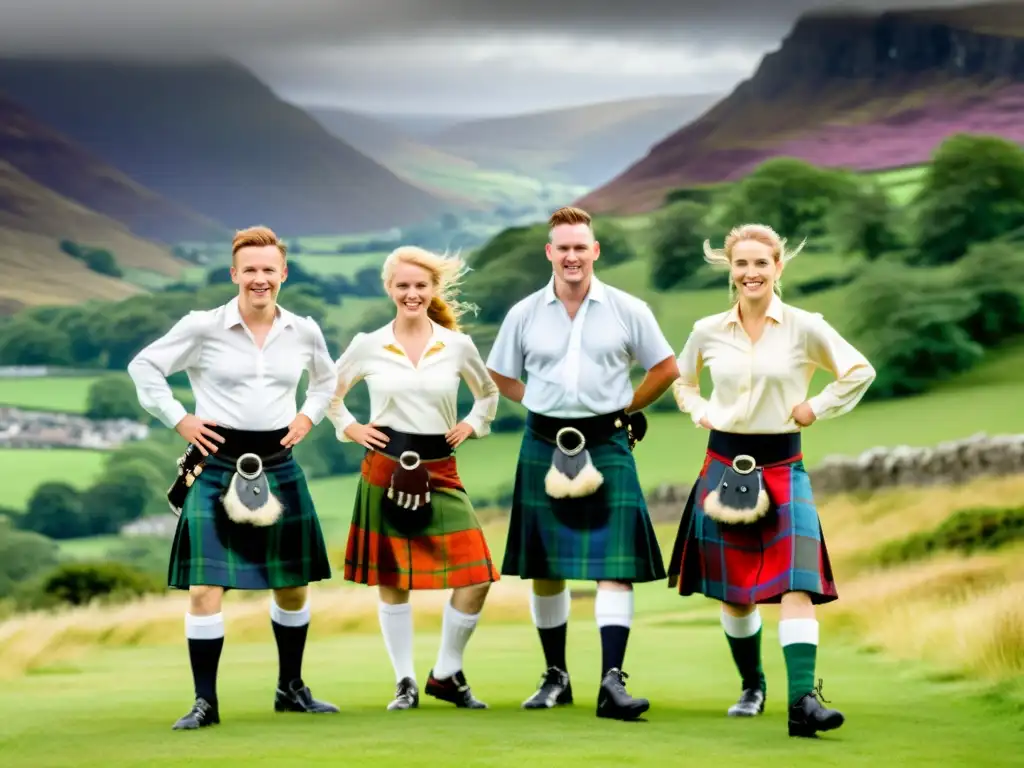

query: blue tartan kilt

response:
[168,451,332,591]
[501,419,665,583]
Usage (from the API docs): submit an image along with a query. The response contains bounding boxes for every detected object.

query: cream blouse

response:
[673,295,876,434]
[327,320,499,441]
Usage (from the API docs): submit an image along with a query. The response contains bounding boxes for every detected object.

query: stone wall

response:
[645,433,1024,519]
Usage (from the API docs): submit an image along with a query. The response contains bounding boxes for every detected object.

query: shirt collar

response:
[222,297,293,329]
[544,274,606,304]
[723,293,785,327]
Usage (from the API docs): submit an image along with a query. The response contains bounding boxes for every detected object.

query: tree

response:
[828,181,905,260]
[0,318,73,365]
[86,375,145,421]
[592,221,637,267]
[84,248,123,278]
[649,201,713,291]
[954,242,1024,346]
[718,158,862,239]
[0,517,60,599]
[20,482,87,540]
[912,134,1024,265]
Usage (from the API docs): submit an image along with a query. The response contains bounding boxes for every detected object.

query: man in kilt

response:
[127,225,339,730]
[667,224,876,737]
[327,246,501,711]
[486,206,679,720]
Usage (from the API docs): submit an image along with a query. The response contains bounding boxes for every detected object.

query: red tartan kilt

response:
[667,445,838,606]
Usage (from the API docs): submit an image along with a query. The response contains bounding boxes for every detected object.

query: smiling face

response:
[388,261,435,321]
[546,223,600,286]
[231,244,287,311]
[730,238,782,302]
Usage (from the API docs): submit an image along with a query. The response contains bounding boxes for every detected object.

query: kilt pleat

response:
[168,455,332,590]
[502,427,665,582]
[343,450,500,590]
[667,452,838,605]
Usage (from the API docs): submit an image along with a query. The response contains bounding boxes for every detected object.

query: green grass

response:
[324,296,389,331]
[6,449,109,511]
[0,375,190,414]
[2,597,1022,766]
[295,253,389,278]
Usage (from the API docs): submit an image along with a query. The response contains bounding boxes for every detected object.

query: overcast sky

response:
[0,0,997,116]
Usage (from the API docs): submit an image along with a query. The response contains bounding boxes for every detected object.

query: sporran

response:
[220,452,284,527]
[703,453,771,525]
[544,426,604,499]
[380,450,433,534]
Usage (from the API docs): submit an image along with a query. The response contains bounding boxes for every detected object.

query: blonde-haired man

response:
[487,206,679,720]
[128,225,339,730]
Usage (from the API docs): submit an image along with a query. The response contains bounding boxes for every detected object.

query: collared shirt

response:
[327,320,499,441]
[127,297,337,431]
[486,275,675,418]
[673,294,876,434]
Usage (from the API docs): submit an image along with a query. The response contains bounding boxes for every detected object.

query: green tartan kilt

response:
[501,426,666,582]
[168,453,332,590]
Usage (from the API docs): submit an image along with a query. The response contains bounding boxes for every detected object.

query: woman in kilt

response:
[127,226,339,730]
[327,246,501,711]
[667,223,876,738]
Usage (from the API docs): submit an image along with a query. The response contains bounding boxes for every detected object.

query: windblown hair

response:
[232,225,287,261]
[702,223,806,302]
[381,246,478,332]
[548,206,592,230]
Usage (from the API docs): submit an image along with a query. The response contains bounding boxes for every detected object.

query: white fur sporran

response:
[545,427,604,499]
[220,453,284,527]
[703,454,771,525]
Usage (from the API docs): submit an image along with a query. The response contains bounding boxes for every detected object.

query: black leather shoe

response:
[788,679,844,738]
[274,678,340,714]
[172,697,219,730]
[596,668,649,721]
[388,677,419,711]
[728,687,765,717]
[425,669,487,709]
[522,666,573,709]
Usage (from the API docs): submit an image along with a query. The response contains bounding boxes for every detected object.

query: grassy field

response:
[3,472,1024,766]
[7,449,109,510]
[295,252,389,278]
[0,374,190,414]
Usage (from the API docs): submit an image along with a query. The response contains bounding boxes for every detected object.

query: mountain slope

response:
[0,159,184,310]
[421,94,723,188]
[0,93,224,244]
[577,4,1024,215]
[0,58,448,236]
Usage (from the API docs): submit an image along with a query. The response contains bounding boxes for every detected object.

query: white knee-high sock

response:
[595,589,634,675]
[530,588,571,629]
[378,601,416,683]
[433,602,481,679]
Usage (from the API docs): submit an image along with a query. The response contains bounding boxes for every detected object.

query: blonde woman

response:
[666,224,876,738]
[327,246,500,712]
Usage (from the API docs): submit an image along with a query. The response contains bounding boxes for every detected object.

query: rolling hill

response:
[0,93,223,244]
[421,94,723,188]
[577,3,1024,215]
[0,58,449,236]
[0,159,184,311]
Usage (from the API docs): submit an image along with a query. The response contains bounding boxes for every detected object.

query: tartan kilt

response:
[344,449,500,590]
[168,453,332,591]
[666,431,838,605]
[502,425,665,582]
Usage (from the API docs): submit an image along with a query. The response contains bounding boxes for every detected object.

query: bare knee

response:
[189,585,224,615]
[780,591,815,619]
[532,579,567,597]
[272,586,308,611]
[596,580,632,592]
[722,601,757,618]
[378,585,410,605]
[452,582,490,614]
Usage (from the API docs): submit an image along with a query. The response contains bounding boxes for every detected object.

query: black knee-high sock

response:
[186,613,224,706]
[271,598,310,687]
[595,588,633,676]
[531,587,570,673]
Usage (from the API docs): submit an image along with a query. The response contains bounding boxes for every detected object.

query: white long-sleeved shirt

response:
[673,295,876,434]
[127,297,337,431]
[327,320,499,441]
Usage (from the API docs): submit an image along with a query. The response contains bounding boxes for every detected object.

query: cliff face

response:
[577,5,1024,215]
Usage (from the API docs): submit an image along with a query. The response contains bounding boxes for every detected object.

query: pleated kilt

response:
[667,430,838,605]
[168,427,332,591]
[501,410,666,583]
[344,428,500,590]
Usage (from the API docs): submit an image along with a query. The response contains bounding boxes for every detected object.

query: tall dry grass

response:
[821,474,1024,682]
